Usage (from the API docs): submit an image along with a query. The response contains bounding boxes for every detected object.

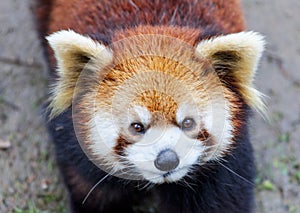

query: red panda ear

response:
[195,31,265,113]
[46,30,113,118]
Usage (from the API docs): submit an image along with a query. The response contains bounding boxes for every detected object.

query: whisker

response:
[139,181,154,190]
[82,173,111,205]
[217,161,254,186]
[180,179,196,192]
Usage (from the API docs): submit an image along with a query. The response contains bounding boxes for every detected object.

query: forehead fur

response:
[94,58,219,124]
[77,30,226,126]
[134,90,178,124]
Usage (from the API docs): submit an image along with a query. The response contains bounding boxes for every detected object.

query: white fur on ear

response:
[46,30,113,118]
[46,29,113,73]
[195,31,266,113]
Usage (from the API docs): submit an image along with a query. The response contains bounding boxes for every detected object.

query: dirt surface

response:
[243,1,300,212]
[0,0,299,212]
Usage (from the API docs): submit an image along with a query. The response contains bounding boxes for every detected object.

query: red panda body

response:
[36,0,265,212]
[39,0,245,39]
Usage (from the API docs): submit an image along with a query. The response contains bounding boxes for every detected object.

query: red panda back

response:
[36,0,246,71]
[41,0,245,39]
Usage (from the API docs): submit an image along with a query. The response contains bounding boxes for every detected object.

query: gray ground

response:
[0,0,299,212]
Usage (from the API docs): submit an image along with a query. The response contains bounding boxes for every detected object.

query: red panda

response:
[36,0,265,212]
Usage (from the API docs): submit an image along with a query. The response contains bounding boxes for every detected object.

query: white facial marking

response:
[202,98,233,160]
[176,103,201,124]
[132,106,151,125]
[89,111,119,162]
[125,126,205,183]
[87,98,233,183]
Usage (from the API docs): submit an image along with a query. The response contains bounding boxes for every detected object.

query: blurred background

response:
[0,0,299,212]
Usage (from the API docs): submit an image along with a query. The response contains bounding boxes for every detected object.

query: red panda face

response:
[85,69,233,183]
[74,36,235,183]
[47,28,265,183]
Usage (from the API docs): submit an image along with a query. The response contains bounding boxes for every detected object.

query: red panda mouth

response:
[163,171,174,178]
[137,164,193,183]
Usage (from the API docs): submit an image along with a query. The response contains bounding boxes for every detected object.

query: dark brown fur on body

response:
[36,0,264,212]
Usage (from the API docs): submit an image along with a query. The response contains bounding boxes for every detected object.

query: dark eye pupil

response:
[131,123,145,133]
[182,118,194,129]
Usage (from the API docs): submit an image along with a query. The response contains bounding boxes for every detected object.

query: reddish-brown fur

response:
[36,0,245,68]
[43,0,244,36]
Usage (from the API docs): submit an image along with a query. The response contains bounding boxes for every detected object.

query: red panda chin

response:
[142,167,191,184]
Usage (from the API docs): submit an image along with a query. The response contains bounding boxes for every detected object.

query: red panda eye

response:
[130,123,145,134]
[181,118,195,130]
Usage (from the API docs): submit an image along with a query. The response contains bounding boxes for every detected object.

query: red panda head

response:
[47,27,264,183]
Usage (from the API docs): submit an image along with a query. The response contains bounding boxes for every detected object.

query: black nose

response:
[154,149,179,171]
